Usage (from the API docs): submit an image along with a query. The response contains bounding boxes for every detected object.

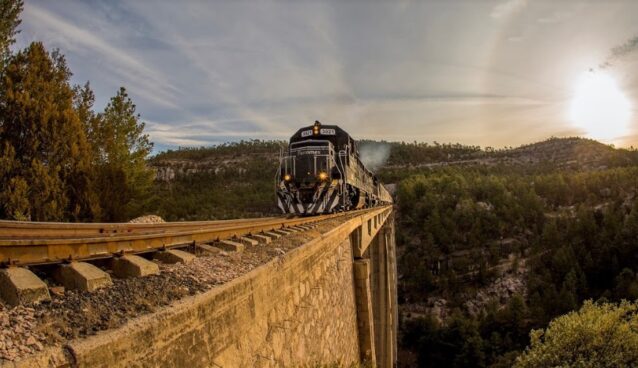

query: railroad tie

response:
[153,249,196,264]
[217,240,245,253]
[112,254,160,278]
[238,237,259,247]
[0,267,51,306]
[273,229,293,236]
[195,243,223,255]
[251,234,272,244]
[263,231,282,239]
[54,262,112,292]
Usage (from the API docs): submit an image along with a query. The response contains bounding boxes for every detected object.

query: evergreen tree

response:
[0,0,22,67]
[0,43,98,220]
[94,87,154,221]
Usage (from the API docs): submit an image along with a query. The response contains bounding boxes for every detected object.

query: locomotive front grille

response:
[299,189,315,204]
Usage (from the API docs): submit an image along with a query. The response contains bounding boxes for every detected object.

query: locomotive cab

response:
[276,121,391,215]
[281,140,336,185]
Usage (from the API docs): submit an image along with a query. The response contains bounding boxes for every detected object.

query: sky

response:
[14,0,638,152]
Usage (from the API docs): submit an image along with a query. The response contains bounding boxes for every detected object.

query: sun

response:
[569,72,632,141]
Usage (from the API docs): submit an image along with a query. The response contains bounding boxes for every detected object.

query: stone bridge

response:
[8,206,397,368]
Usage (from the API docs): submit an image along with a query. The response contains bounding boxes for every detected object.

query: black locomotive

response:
[276,121,392,215]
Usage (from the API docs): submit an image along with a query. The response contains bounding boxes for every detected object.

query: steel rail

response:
[0,207,389,266]
[0,217,279,238]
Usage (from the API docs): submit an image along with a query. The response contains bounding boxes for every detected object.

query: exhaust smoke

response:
[359,141,391,171]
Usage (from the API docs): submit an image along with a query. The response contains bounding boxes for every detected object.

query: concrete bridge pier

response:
[351,211,398,368]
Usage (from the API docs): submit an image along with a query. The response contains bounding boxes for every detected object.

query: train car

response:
[276,121,393,215]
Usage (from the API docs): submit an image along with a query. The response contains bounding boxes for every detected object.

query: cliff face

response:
[149,141,284,182]
[145,143,283,221]
[152,153,280,181]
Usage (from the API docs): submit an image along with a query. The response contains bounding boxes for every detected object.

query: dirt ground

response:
[0,217,349,363]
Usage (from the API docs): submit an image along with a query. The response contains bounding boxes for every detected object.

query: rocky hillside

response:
[151,140,284,182]
[144,141,283,221]
[382,137,638,172]
[493,137,638,169]
[151,137,638,182]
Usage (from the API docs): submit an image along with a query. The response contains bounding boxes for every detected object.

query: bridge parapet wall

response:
[4,207,396,368]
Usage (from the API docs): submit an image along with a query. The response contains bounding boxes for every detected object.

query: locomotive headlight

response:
[284,174,292,181]
[318,172,328,181]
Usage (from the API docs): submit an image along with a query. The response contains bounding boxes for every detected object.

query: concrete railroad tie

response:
[0,267,51,306]
[272,229,293,236]
[263,231,282,239]
[54,262,112,292]
[239,237,259,247]
[251,234,272,244]
[112,254,160,278]
[196,243,223,254]
[217,240,245,253]
[154,249,196,264]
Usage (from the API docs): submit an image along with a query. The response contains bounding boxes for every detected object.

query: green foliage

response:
[92,87,154,221]
[386,140,483,166]
[397,167,546,301]
[0,6,153,222]
[402,313,487,368]
[0,42,98,220]
[398,166,638,366]
[515,300,638,368]
[0,0,22,64]
[151,139,285,162]
[146,141,282,220]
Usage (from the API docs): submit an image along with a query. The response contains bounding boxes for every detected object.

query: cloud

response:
[14,1,638,150]
[599,35,638,69]
[22,2,181,108]
[491,0,527,19]
[537,11,572,24]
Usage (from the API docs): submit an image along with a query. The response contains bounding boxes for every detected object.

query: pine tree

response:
[0,42,97,220]
[0,0,22,67]
[94,87,154,221]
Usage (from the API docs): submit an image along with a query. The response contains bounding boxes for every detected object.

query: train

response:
[276,121,393,215]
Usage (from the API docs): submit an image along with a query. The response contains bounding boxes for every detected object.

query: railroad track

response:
[0,209,376,267]
[0,217,278,238]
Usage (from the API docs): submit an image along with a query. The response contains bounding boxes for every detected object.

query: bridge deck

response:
[0,209,376,266]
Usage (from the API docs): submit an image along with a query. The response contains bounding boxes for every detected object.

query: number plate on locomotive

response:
[301,130,313,137]
[320,128,336,135]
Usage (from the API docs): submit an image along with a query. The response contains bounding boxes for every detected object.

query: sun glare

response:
[569,72,632,141]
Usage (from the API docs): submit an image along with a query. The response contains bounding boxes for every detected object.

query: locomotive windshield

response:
[295,154,315,179]
[285,140,333,184]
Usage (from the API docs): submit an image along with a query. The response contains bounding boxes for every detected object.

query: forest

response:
[148,141,282,220]
[393,166,638,367]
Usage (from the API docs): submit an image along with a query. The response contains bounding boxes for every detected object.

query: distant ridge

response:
[493,137,638,169]
[150,137,638,178]
[380,137,638,171]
